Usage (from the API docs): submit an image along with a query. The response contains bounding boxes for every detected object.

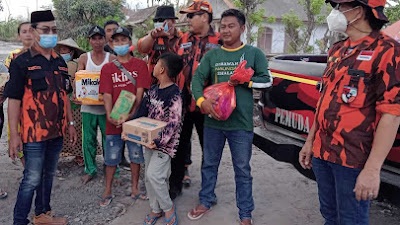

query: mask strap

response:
[341,6,361,26]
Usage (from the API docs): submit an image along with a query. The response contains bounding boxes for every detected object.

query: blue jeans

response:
[14,137,63,225]
[104,135,144,166]
[312,157,370,225]
[199,127,254,220]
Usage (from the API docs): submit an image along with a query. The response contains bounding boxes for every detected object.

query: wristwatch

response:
[68,121,75,126]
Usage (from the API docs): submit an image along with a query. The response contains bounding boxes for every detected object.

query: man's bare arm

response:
[354,113,400,201]
[78,53,87,70]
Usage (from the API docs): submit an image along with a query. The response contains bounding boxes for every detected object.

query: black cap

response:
[88,26,105,38]
[153,6,178,21]
[111,27,132,40]
[31,10,55,24]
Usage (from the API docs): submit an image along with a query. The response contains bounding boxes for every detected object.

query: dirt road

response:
[1,130,400,225]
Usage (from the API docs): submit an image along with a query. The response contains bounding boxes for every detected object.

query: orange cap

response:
[180,0,213,14]
[326,0,388,21]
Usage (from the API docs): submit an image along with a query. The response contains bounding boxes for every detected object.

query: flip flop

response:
[0,189,7,199]
[143,214,162,225]
[165,204,178,225]
[99,196,113,207]
[187,205,211,221]
[239,219,254,225]
[132,192,149,201]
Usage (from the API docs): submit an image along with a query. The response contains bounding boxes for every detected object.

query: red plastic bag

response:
[204,82,236,121]
[230,60,254,83]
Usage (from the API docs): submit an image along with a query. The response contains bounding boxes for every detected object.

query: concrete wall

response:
[250,22,328,54]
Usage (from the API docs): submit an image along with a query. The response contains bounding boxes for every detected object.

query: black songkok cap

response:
[31,10,55,24]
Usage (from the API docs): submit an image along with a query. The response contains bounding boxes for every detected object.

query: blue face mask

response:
[39,34,58,49]
[114,44,130,56]
[154,22,163,29]
[61,53,71,61]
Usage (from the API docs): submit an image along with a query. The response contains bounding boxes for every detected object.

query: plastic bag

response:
[204,82,236,121]
[230,60,254,83]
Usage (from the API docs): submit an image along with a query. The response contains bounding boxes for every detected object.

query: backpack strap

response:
[112,59,136,86]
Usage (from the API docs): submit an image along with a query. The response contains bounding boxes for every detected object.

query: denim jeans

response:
[104,134,144,166]
[312,157,370,225]
[14,137,63,225]
[199,127,254,220]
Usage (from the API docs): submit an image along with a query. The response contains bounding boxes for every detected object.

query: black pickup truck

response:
[253,54,400,189]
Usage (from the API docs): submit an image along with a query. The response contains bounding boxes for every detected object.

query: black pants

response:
[170,110,204,193]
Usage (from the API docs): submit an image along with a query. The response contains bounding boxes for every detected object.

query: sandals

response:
[132,192,149,200]
[165,205,178,225]
[143,214,162,225]
[0,189,7,199]
[187,205,211,221]
[99,196,113,207]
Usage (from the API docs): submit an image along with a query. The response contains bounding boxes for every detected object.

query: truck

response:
[253,54,400,189]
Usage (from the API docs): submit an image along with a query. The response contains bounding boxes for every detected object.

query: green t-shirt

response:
[192,44,271,131]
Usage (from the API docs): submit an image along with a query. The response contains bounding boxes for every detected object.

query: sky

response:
[0,0,148,21]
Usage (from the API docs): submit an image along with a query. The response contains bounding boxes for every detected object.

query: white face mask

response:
[326,7,360,34]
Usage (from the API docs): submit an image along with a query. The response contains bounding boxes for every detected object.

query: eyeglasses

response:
[187,12,205,19]
[154,18,166,23]
[35,26,60,34]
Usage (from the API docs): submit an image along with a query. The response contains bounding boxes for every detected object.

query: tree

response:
[385,0,400,24]
[52,0,124,51]
[234,0,275,45]
[282,0,327,53]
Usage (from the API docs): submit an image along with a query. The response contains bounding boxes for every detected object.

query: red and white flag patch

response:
[357,51,374,61]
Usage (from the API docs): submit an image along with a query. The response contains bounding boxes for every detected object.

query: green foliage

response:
[0,18,23,41]
[233,0,271,44]
[52,0,124,42]
[266,16,276,24]
[282,10,303,53]
[76,36,91,52]
[282,0,327,53]
[385,0,400,24]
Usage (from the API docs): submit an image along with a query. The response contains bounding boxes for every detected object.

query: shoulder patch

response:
[28,66,42,71]
[58,66,68,72]
[13,49,28,59]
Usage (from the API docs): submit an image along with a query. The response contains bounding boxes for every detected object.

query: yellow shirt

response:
[5,48,22,69]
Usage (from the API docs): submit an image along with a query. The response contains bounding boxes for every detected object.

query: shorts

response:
[104,134,144,166]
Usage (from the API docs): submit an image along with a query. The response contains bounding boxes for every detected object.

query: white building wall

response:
[252,21,328,54]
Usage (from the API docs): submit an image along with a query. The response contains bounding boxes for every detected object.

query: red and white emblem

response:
[357,51,374,61]
[342,86,358,103]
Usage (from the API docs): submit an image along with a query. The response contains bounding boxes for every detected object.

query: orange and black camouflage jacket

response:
[4,46,72,143]
[313,31,400,169]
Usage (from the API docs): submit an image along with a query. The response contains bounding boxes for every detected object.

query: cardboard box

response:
[75,70,103,105]
[110,90,136,121]
[122,117,167,145]
[0,73,9,88]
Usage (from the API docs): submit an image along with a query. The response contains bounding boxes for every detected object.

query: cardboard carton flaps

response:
[0,73,9,88]
[122,117,167,146]
[110,90,136,122]
[75,70,104,105]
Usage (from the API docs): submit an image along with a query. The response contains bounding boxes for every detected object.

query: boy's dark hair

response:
[342,1,387,31]
[18,22,30,34]
[221,9,246,26]
[104,20,119,28]
[158,53,183,79]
